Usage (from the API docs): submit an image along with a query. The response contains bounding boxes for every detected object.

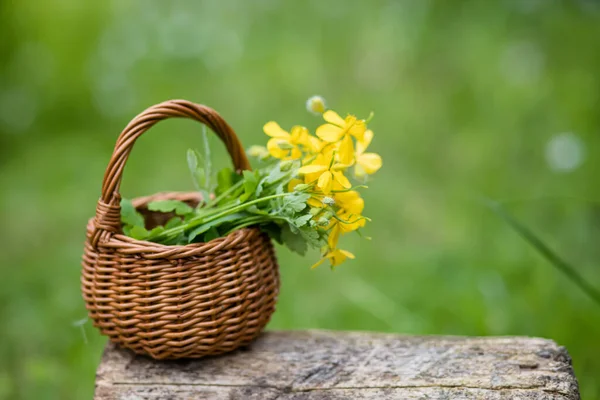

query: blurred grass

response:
[1,0,600,398]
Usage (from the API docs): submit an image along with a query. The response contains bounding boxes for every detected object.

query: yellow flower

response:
[311,248,355,269]
[264,122,309,160]
[298,154,351,194]
[316,110,367,165]
[326,190,366,249]
[335,190,364,214]
[355,130,382,177]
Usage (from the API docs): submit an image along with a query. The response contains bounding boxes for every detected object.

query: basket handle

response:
[90,99,251,247]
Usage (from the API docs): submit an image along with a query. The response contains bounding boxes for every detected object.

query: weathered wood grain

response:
[95,330,580,400]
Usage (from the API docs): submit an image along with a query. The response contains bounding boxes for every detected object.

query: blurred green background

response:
[1,0,599,398]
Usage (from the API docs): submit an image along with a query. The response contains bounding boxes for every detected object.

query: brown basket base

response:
[82,192,280,359]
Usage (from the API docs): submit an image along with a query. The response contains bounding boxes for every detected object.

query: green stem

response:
[200,193,290,225]
[148,193,291,241]
[331,185,368,193]
[205,180,244,208]
[222,215,289,235]
[330,213,371,225]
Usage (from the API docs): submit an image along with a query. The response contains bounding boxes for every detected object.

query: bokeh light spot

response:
[545,132,585,173]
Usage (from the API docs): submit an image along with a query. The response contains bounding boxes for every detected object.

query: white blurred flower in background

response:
[545,132,585,173]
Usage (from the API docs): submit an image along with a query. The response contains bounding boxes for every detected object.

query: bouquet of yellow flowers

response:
[121,97,382,269]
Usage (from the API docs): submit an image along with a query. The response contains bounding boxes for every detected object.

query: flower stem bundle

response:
[121,98,382,269]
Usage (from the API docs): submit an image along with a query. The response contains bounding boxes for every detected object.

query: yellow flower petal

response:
[348,118,366,140]
[356,129,373,155]
[310,258,326,269]
[335,191,364,214]
[339,212,365,233]
[318,171,334,194]
[288,178,303,192]
[354,163,366,178]
[328,224,340,249]
[290,126,309,145]
[326,248,355,267]
[267,138,288,159]
[263,121,290,139]
[307,135,324,153]
[323,110,345,126]
[332,171,351,190]
[319,143,336,159]
[316,123,344,142]
[339,249,355,259]
[298,164,327,174]
[289,147,303,160]
[338,134,354,165]
[357,153,382,175]
[307,196,324,208]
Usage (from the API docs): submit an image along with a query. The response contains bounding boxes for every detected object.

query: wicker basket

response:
[81,100,280,360]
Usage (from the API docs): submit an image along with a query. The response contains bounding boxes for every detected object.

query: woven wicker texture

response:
[81,100,280,360]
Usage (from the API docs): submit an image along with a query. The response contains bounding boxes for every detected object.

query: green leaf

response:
[260,222,283,244]
[281,192,310,214]
[216,167,234,195]
[239,192,250,203]
[256,177,265,197]
[159,232,187,246]
[187,212,248,242]
[187,149,206,190]
[275,182,285,195]
[147,200,194,216]
[120,198,145,227]
[239,170,259,203]
[148,226,165,236]
[287,219,300,234]
[187,148,199,173]
[202,226,220,242]
[281,223,308,255]
[298,225,322,248]
[289,201,307,213]
[129,225,150,240]
[264,164,287,184]
[294,214,313,227]
[485,198,600,308]
[243,170,258,193]
[164,217,183,229]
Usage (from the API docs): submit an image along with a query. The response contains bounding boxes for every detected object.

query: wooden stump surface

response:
[94,330,580,399]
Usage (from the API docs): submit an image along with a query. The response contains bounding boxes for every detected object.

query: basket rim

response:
[86,191,267,255]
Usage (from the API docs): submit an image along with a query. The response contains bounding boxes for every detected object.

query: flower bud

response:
[279,160,295,171]
[306,95,326,115]
[247,145,269,159]
[293,183,312,191]
[317,217,330,226]
[322,196,335,206]
[276,141,294,150]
